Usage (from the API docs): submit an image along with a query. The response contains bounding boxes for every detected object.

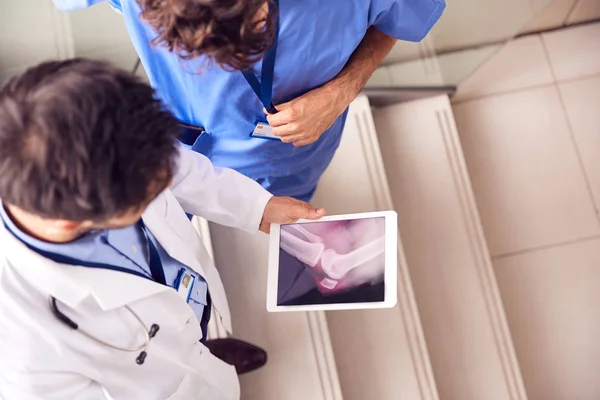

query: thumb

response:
[293,202,326,221]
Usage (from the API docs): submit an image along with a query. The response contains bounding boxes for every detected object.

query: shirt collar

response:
[0,200,104,246]
[0,200,169,311]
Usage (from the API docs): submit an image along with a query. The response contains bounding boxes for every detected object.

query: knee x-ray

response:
[276,217,387,306]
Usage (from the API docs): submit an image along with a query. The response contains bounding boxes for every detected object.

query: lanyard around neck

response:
[241,0,280,114]
[3,218,167,286]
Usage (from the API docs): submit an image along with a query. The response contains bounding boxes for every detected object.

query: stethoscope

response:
[49,296,160,365]
[2,213,165,366]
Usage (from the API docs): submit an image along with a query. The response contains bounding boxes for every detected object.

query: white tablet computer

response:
[267,211,398,312]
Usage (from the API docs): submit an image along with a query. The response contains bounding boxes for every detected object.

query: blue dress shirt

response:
[0,202,208,325]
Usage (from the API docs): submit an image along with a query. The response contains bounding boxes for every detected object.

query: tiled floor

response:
[454,86,599,256]
[569,0,600,24]
[494,238,600,400]
[522,0,600,33]
[559,75,600,213]
[452,35,554,101]
[428,0,552,52]
[452,21,600,399]
[453,22,600,257]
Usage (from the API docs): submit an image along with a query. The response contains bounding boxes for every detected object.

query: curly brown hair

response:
[137,0,277,71]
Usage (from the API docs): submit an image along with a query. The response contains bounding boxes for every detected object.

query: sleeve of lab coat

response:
[170,146,273,234]
[53,0,122,12]
[369,0,446,42]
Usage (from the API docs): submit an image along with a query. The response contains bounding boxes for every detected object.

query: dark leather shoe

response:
[205,338,268,375]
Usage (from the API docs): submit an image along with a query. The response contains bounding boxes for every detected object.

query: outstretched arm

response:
[170,147,325,234]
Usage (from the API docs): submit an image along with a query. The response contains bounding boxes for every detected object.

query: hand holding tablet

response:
[267,211,398,312]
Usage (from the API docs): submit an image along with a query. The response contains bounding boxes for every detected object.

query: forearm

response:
[171,147,272,233]
[325,27,396,112]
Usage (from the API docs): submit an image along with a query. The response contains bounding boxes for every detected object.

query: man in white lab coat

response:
[0,59,325,400]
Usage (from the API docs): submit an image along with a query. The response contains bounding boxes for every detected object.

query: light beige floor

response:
[523,0,600,33]
[452,21,600,399]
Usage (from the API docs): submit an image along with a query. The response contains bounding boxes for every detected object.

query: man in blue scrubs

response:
[54,0,446,201]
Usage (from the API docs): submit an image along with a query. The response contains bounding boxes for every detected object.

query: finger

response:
[280,135,304,144]
[291,202,326,221]
[282,136,309,145]
[272,124,301,138]
[259,221,270,234]
[266,108,294,127]
[263,99,293,115]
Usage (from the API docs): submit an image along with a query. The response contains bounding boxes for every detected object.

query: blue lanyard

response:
[3,219,167,286]
[241,0,280,114]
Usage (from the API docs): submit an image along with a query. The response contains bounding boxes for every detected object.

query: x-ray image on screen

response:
[277,217,386,306]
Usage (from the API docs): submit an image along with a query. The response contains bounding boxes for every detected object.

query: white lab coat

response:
[0,148,273,400]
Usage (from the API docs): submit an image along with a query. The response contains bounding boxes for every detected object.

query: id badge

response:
[175,268,196,303]
[249,120,281,141]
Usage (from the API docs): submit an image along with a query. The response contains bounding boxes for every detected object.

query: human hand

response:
[265,85,347,147]
[259,196,326,234]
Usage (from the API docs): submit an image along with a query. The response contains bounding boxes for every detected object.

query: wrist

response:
[256,192,275,233]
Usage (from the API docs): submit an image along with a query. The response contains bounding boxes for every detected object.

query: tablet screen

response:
[277,216,386,306]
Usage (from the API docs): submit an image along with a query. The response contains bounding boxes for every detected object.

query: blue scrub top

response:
[55,0,445,200]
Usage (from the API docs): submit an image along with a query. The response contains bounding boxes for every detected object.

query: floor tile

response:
[439,44,502,85]
[453,86,599,255]
[542,22,600,81]
[567,0,600,24]
[559,75,600,215]
[383,40,424,65]
[453,36,554,102]
[521,0,577,33]
[365,66,393,88]
[494,238,600,399]
[430,0,541,52]
[387,58,444,86]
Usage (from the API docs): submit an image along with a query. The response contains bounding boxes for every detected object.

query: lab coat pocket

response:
[167,346,239,400]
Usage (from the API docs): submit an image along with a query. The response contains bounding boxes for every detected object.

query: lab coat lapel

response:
[142,193,232,332]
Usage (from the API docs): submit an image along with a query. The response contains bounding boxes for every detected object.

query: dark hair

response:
[0,58,180,222]
[138,0,277,71]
